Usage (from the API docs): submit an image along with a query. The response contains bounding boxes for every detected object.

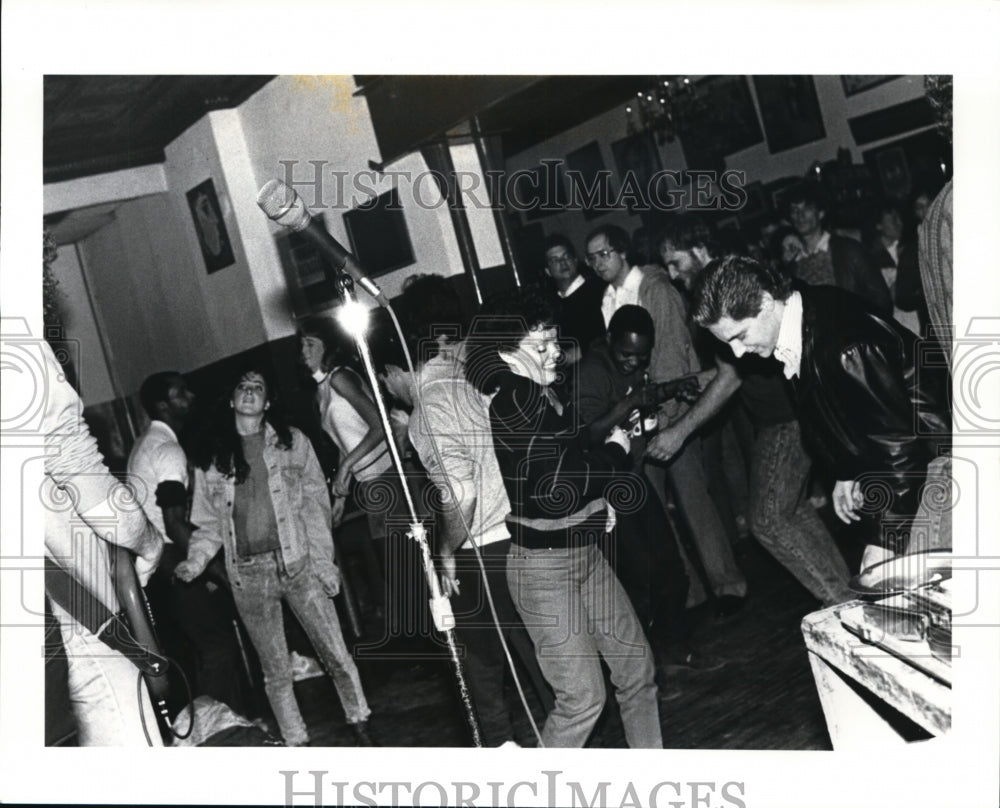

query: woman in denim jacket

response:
[176,364,372,746]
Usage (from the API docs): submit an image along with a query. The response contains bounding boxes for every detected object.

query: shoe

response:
[661,647,727,673]
[496,740,521,749]
[351,720,377,746]
[713,595,745,619]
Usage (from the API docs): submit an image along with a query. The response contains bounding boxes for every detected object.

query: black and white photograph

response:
[2,4,999,808]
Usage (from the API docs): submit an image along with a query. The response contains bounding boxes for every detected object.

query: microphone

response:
[257,178,388,306]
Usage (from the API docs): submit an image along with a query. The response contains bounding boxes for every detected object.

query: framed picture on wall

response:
[680,75,763,171]
[753,76,826,153]
[611,131,662,213]
[343,188,416,276]
[186,178,236,273]
[840,75,899,96]
[565,141,611,220]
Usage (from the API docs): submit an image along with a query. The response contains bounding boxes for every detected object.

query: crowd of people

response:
[42,177,952,749]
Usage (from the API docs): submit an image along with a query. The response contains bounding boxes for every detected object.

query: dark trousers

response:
[145,544,251,717]
[602,472,690,651]
[450,540,554,746]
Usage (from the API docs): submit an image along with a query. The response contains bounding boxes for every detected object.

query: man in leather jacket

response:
[691,255,951,564]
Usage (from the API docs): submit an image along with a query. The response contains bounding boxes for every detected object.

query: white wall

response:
[49,75,499,403]
[238,75,467,309]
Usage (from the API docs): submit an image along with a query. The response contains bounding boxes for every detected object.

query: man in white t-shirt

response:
[129,371,249,715]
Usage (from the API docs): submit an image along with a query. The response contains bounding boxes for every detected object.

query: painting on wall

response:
[186,178,236,274]
[513,162,568,222]
[753,75,826,153]
[841,75,900,96]
[680,75,763,172]
[343,187,416,277]
[611,131,663,213]
[565,140,612,220]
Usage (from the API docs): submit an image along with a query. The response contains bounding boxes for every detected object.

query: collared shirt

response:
[804,230,831,256]
[773,291,804,379]
[885,239,899,265]
[601,266,643,326]
[128,419,189,543]
[557,274,585,299]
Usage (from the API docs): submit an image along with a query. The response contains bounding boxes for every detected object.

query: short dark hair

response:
[607,304,654,342]
[584,224,630,256]
[399,273,467,355]
[543,233,577,258]
[463,286,556,394]
[656,214,718,257]
[782,182,827,217]
[691,255,793,327]
[139,371,182,418]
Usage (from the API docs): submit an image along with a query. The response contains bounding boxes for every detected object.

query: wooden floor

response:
[290,518,865,750]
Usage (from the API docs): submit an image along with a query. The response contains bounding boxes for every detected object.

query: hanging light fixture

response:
[625,76,697,144]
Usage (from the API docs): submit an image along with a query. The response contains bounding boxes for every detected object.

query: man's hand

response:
[832,479,863,523]
[439,551,460,598]
[174,558,206,583]
[646,426,686,462]
[134,525,163,587]
[331,467,352,499]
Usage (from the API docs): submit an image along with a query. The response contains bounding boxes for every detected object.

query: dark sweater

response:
[489,372,629,549]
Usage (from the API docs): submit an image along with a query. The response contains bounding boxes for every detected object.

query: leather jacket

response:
[791,285,950,518]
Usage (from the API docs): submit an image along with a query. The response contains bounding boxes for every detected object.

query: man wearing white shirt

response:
[129,371,248,714]
[692,255,951,568]
[585,225,748,615]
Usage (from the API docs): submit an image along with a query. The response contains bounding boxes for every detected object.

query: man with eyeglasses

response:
[543,233,606,363]
[585,224,748,617]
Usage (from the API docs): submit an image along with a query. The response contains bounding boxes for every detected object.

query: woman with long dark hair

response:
[175,364,372,746]
[464,287,662,748]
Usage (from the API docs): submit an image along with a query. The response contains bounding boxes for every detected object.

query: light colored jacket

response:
[186,425,338,592]
[635,265,702,424]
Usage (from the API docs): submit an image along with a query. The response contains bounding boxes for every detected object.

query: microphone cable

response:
[384,303,546,748]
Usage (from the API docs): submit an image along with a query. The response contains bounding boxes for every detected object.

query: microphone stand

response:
[334,274,483,748]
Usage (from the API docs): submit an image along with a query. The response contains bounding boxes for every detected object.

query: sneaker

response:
[290,651,324,682]
[496,740,521,749]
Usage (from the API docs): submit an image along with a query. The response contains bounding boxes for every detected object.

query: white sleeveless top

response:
[317,367,392,482]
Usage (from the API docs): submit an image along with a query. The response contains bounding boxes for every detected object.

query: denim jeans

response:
[450,540,554,746]
[749,421,852,606]
[657,438,748,599]
[231,552,369,745]
[49,600,164,746]
[506,541,661,748]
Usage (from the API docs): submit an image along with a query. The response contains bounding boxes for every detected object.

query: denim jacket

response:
[187,425,338,592]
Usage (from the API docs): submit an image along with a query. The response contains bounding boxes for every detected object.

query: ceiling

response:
[43,75,643,243]
[44,75,276,184]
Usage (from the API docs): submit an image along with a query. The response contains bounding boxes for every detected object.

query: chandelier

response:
[625,76,698,144]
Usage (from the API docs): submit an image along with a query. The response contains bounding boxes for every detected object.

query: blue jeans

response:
[749,421,852,606]
[231,552,369,745]
[506,541,661,748]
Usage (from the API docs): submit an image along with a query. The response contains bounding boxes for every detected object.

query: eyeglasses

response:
[546,254,575,267]
[585,248,617,266]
